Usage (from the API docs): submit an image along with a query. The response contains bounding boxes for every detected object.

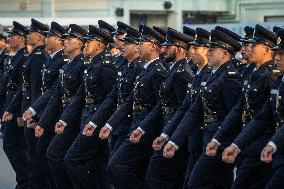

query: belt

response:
[7,84,17,91]
[204,114,224,124]
[162,106,175,115]
[22,85,30,92]
[242,112,252,123]
[85,97,103,105]
[133,105,152,112]
[62,96,71,105]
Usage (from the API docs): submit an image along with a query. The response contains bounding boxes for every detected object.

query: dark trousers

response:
[146,146,188,189]
[107,111,155,189]
[3,117,29,189]
[231,156,272,189]
[65,133,110,189]
[183,130,203,189]
[188,122,234,189]
[188,152,234,189]
[265,166,284,189]
[46,126,79,189]
[64,105,110,189]
[35,130,57,189]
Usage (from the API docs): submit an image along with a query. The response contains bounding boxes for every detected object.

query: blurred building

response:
[0,0,284,31]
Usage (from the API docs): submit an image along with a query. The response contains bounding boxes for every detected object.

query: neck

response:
[197,60,208,69]
[214,57,230,69]
[91,49,103,59]
[30,42,44,51]
[173,54,185,64]
[127,54,139,64]
[50,46,63,55]
[255,57,272,68]
[13,44,26,52]
[67,50,81,60]
[145,53,159,63]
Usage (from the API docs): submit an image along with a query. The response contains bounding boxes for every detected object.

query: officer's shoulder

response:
[267,63,280,75]
[102,55,114,65]
[224,65,241,78]
[175,63,194,75]
[79,56,90,65]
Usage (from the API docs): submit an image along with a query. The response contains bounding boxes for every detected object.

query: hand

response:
[27,119,37,129]
[82,123,95,137]
[22,109,33,121]
[261,145,274,163]
[17,117,25,127]
[206,141,219,156]
[2,111,13,122]
[35,125,45,138]
[163,143,177,158]
[222,145,240,164]
[55,121,65,135]
[152,136,166,151]
[99,126,111,139]
[129,129,143,143]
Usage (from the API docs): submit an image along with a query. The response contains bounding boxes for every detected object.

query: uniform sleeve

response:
[169,96,204,147]
[270,124,284,149]
[30,54,46,103]
[38,83,62,130]
[213,96,244,145]
[89,84,118,127]
[100,64,117,94]
[31,81,59,113]
[107,91,134,130]
[233,99,273,151]
[6,90,22,114]
[162,95,191,137]
[137,69,167,133]
[222,74,243,112]
[59,80,85,126]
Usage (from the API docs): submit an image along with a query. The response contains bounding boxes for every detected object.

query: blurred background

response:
[1,0,284,35]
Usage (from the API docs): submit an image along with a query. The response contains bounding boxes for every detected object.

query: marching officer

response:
[63,25,117,189]
[140,28,194,189]
[88,26,144,153]
[22,21,67,189]
[38,24,88,189]
[221,25,280,189]
[183,26,198,74]
[238,26,256,80]
[153,26,171,70]
[260,28,284,188]
[163,29,243,189]
[98,20,128,72]
[206,25,279,188]
[3,18,49,188]
[152,28,211,187]
[2,21,29,189]
[0,33,8,137]
[104,25,167,189]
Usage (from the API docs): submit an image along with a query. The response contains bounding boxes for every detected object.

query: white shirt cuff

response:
[105,123,113,131]
[160,133,169,141]
[88,121,97,129]
[212,138,221,146]
[59,120,67,127]
[268,141,277,153]
[137,127,145,135]
[232,143,241,153]
[28,107,36,116]
[168,141,179,150]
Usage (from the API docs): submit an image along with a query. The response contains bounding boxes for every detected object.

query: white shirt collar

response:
[143,57,159,69]
[212,65,221,74]
[50,49,63,59]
